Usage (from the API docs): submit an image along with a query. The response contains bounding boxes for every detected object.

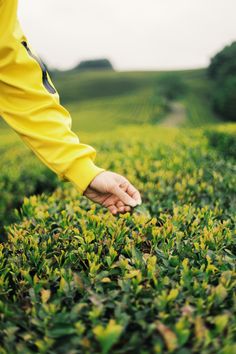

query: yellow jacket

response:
[0,0,105,193]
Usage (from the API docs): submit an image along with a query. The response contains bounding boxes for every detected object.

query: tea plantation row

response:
[0,137,57,231]
[0,125,235,353]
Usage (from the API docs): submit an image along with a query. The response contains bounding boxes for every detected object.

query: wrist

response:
[64,157,105,194]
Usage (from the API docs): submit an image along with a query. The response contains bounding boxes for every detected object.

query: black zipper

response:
[21,41,56,94]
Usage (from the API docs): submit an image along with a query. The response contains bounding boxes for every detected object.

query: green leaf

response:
[214,284,228,304]
[93,319,123,354]
[47,325,76,338]
[214,313,229,333]
[167,289,179,302]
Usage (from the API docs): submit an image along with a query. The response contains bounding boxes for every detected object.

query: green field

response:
[51,68,219,131]
[0,69,235,353]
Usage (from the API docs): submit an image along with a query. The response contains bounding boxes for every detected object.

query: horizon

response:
[54,63,207,73]
[18,0,236,71]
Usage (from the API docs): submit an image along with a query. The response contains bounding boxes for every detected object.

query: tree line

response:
[208,41,236,121]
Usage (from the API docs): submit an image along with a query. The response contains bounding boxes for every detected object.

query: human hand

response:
[83,171,142,215]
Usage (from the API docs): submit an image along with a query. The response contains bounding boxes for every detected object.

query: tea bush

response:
[0,125,235,353]
[0,142,57,230]
[205,127,236,159]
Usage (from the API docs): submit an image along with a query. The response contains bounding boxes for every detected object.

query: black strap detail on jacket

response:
[21,41,56,94]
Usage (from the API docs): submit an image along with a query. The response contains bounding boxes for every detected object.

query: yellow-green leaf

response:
[41,289,51,304]
[93,319,123,354]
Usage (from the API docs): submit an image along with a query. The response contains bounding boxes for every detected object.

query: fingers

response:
[107,177,141,211]
[120,181,142,205]
[108,205,118,215]
[111,185,138,207]
[101,194,131,215]
[102,194,119,208]
[107,204,130,215]
[87,171,141,215]
[116,200,131,213]
[107,200,131,215]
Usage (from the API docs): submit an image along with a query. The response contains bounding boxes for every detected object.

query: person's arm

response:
[0,0,141,214]
[0,0,105,194]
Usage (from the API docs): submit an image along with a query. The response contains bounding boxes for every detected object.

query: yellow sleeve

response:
[0,0,105,194]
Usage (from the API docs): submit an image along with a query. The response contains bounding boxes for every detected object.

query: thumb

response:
[112,185,138,207]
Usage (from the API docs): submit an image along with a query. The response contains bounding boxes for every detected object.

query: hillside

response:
[50,68,218,131]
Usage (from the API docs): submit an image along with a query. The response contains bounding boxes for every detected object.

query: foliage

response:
[74,59,114,72]
[0,141,57,235]
[208,42,236,121]
[205,126,236,159]
[208,42,236,80]
[212,77,236,121]
[155,74,186,100]
[0,125,236,353]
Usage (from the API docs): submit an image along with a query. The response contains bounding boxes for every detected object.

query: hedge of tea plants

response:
[0,139,58,229]
[0,125,236,354]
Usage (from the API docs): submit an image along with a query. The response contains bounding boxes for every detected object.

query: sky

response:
[18,0,236,71]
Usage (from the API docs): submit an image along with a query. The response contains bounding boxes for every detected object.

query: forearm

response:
[0,0,105,193]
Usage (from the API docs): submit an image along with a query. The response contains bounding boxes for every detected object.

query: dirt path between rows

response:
[160,102,186,127]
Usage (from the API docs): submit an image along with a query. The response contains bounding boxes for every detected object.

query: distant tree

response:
[208,41,236,121]
[213,77,236,121]
[208,42,236,80]
[75,59,114,71]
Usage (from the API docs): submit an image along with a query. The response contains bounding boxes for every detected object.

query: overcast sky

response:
[18,0,236,71]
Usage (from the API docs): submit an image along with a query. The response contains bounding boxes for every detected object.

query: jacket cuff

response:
[64,157,106,194]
